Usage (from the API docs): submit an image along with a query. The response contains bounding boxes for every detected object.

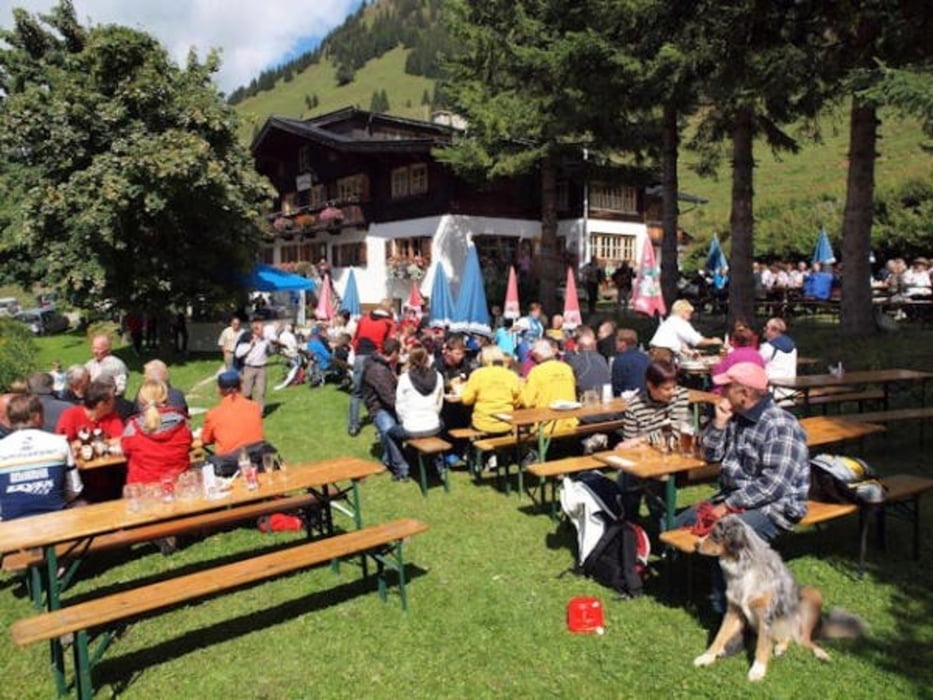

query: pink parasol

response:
[503,265,520,319]
[632,240,667,317]
[315,273,336,320]
[563,267,583,329]
[407,280,424,315]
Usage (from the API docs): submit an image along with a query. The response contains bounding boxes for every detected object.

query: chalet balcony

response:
[268,198,368,240]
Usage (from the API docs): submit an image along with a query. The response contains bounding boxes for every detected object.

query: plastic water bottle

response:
[201,461,217,498]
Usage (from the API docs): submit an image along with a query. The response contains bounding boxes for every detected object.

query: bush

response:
[0,318,39,390]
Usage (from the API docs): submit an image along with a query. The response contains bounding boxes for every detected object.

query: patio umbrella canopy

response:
[705,234,728,273]
[632,241,667,317]
[315,274,335,321]
[451,244,491,335]
[428,262,455,329]
[242,264,316,292]
[503,265,521,320]
[562,267,582,329]
[340,269,362,318]
[812,227,836,265]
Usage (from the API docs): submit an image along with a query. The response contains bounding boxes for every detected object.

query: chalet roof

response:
[251,108,455,156]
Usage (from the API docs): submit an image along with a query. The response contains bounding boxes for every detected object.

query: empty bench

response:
[406,436,452,496]
[11,518,428,699]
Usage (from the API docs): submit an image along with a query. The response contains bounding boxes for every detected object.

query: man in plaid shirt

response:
[676,361,809,613]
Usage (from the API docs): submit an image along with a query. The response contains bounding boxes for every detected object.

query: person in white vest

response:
[758,318,797,404]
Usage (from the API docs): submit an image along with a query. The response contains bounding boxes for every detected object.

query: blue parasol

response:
[705,234,728,273]
[428,262,456,329]
[811,227,836,265]
[340,269,361,318]
[451,244,491,335]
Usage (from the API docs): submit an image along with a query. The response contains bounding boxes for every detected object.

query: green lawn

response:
[2,318,933,698]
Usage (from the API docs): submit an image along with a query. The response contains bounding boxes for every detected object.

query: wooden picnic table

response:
[769,368,933,416]
[799,416,886,448]
[76,438,205,471]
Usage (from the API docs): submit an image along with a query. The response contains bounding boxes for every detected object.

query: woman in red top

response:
[121,379,193,484]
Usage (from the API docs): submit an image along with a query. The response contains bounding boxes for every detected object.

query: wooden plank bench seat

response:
[840,407,933,423]
[800,389,886,413]
[12,518,429,699]
[405,436,452,496]
[2,492,322,576]
[526,455,605,519]
[472,419,624,496]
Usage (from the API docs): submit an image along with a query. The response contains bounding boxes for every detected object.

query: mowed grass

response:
[2,318,933,698]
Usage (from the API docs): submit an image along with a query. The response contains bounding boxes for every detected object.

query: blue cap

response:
[217,370,241,389]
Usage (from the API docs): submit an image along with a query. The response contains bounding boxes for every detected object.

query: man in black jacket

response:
[360,338,410,480]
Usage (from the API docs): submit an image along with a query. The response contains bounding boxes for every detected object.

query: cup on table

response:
[262,453,277,473]
[582,389,599,407]
[142,483,162,510]
[123,483,143,513]
[177,470,201,500]
[241,463,259,490]
[160,473,176,503]
[601,383,613,403]
[679,422,696,458]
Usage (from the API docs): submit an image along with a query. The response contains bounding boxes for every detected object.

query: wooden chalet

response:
[251,107,657,307]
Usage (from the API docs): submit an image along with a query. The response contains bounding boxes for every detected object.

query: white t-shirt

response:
[649,315,702,354]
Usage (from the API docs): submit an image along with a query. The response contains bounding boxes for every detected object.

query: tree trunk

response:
[536,156,561,314]
[727,109,755,326]
[660,103,681,310]
[840,96,878,337]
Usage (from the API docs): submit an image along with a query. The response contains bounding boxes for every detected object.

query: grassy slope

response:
[2,321,932,698]
[234,47,436,143]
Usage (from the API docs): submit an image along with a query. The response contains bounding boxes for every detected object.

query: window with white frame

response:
[590,183,638,213]
[337,174,366,201]
[591,233,636,265]
[390,164,429,199]
[333,242,367,267]
[391,167,410,199]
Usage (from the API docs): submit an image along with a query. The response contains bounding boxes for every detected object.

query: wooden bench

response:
[526,455,605,519]
[12,518,428,699]
[801,389,886,414]
[406,436,452,496]
[473,420,624,497]
[838,407,933,443]
[448,427,489,476]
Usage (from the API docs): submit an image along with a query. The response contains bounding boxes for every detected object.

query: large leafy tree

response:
[0,1,272,336]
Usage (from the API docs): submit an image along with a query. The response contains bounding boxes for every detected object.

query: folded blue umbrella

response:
[811,227,836,265]
[451,244,491,335]
[428,263,455,329]
[340,269,361,317]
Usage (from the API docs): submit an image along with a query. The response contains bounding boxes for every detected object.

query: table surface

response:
[76,438,205,471]
[770,368,933,389]
[0,457,384,553]
[492,398,629,427]
[592,446,706,480]
[799,416,887,447]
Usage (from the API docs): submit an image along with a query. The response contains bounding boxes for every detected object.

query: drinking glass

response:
[262,453,277,473]
[123,483,143,513]
[160,473,176,503]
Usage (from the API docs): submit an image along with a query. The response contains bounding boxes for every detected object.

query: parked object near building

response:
[15,308,70,335]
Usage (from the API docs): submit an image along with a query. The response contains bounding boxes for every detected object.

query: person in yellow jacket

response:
[460,345,521,434]
[522,339,579,434]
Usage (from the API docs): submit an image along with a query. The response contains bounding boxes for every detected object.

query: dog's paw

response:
[774,642,788,657]
[813,646,830,662]
[747,662,767,682]
[693,652,717,667]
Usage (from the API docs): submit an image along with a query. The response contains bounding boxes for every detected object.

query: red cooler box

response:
[566,596,605,635]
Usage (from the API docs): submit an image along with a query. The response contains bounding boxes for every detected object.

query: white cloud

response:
[1,0,361,94]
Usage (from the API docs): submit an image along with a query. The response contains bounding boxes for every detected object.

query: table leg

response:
[664,476,676,532]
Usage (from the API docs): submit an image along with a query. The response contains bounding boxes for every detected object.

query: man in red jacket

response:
[347,300,396,436]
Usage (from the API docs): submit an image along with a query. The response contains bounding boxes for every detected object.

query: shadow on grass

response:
[262,401,283,418]
[93,562,429,696]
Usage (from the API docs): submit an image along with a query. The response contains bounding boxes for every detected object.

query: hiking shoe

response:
[444,453,461,468]
[347,425,361,437]
[156,537,177,555]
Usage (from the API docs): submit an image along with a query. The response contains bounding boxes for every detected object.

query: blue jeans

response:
[347,354,370,431]
[675,505,782,614]
[373,409,410,477]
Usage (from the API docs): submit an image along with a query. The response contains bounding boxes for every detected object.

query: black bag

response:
[582,518,645,598]
[808,453,886,505]
[207,440,281,477]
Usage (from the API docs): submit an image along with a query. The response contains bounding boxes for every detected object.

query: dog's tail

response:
[819,608,867,639]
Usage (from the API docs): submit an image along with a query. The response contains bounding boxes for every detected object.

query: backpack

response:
[207,440,282,477]
[231,330,253,371]
[808,453,886,505]
[560,471,650,598]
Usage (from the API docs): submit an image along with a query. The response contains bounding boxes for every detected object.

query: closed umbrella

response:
[811,227,836,265]
[503,265,521,319]
[451,243,491,335]
[340,269,361,318]
[428,263,455,329]
[632,240,667,317]
[705,234,728,273]
[562,267,583,329]
[315,273,335,321]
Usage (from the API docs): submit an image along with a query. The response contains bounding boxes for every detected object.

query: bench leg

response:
[74,630,93,700]
[416,454,428,497]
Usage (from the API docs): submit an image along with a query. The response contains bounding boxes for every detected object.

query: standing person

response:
[201,371,264,457]
[675,362,810,614]
[522,302,545,342]
[758,317,798,404]
[361,338,410,480]
[26,372,72,433]
[217,315,242,370]
[611,328,650,395]
[649,300,722,360]
[612,260,635,310]
[85,334,128,396]
[0,394,83,519]
[581,258,605,316]
[125,311,144,355]
[172,312,189,355]
[234,317,273,412]
[121,379,192,485]
[273,322,301,390]
[347,300,396,437]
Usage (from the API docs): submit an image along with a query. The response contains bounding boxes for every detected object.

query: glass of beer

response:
[679,422,696,457]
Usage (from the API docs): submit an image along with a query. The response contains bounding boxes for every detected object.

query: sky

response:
[0,0,365,95]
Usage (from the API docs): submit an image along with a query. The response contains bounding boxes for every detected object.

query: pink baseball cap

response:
[712,362,769,391]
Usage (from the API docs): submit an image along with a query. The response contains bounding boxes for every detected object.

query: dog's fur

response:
[693,515,864,681]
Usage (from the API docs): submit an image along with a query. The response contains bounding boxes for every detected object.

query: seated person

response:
[759,317,797,404]
[461,345,522,435]
[122,379,193,485]
[711,326,765,394]
[388,345,445,474]
[306,325,333,371]
[611,328,650,396]
[0,394,83,519]
[521,339,578,434]
[361,338,410,480]
[201,371,264,457]
[135,359,189,416]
